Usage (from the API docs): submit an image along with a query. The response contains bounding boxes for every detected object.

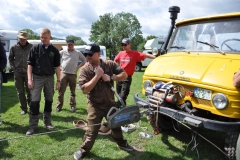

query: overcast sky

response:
[0,0,239,43]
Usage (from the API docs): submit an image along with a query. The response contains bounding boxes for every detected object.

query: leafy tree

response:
[137,41,146,52]
[130,34,144,52]
[21,28,39,39]
[110,12,143,52]
[89,12,144,58]
[146,35,158,40]
[89,13,114,56]
[66,35,86,45]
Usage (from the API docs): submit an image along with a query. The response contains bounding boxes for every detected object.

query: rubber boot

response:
[26,114,39,135]
[43,112,55,130]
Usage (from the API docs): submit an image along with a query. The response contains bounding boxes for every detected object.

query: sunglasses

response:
[121,44,128,46]
[84,53,94,57]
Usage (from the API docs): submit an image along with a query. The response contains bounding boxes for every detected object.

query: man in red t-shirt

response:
[114,38,155,105]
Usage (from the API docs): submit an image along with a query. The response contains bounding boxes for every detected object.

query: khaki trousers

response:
[56,72,77,109]
[80,104,127,155]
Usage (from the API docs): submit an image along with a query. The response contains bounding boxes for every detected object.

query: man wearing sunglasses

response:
[56,39,86,112]
[74,44,133,160]
[114,38,155,105]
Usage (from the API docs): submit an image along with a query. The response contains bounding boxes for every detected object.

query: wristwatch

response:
[57,80,61,82]
[110,76,114,81]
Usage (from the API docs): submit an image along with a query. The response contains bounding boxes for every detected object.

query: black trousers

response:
[116,76,132,105]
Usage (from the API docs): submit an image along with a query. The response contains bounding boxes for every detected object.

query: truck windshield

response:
[169,19,240,53]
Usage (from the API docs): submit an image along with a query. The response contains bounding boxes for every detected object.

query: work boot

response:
[21,110,27,115]
[26,128,35,135]
[56,107,61,112]
[71,107,76,112]
[43,112,55,130]
[73,150,82,160]
[118,143,134,151]
[26,114,39,136]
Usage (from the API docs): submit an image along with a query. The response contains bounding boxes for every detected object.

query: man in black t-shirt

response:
[26,28,61,135]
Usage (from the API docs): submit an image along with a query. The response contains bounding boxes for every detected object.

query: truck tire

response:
[135,63,142,72]
[224,132,239,160]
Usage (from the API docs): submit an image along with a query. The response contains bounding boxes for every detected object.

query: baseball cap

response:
[17,31,28,39]
[83,44,100,55]
[66,39,74,44]
[121,38,131,45]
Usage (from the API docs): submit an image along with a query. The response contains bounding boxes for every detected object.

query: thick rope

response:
[0,123,102,142]
[155,111,230,160]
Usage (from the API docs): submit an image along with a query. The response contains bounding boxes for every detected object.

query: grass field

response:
[0,70,226,160]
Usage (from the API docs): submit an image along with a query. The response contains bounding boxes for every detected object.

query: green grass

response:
[0,70,226,160]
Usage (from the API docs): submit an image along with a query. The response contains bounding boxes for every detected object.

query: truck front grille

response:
[177,84,212,107]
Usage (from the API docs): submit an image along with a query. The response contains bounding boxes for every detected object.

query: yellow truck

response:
[134,6,240,159]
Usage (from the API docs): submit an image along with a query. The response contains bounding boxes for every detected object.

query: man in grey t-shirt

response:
[56,39,86,112]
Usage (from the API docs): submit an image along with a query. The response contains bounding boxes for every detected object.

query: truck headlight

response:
[212,93,228,109]
[152,47,158,56]
[143,80,153,90]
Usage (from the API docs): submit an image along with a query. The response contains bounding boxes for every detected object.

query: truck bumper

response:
[134,93,240,132]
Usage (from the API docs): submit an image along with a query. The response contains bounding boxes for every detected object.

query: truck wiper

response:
[197,41,225,55]
[170,46,190,54]
[170,46,186,49]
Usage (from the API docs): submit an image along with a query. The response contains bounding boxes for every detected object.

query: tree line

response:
[22,12,164,56]
[21,29,87,45]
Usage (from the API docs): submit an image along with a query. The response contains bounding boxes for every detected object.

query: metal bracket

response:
[183,117,202,127]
